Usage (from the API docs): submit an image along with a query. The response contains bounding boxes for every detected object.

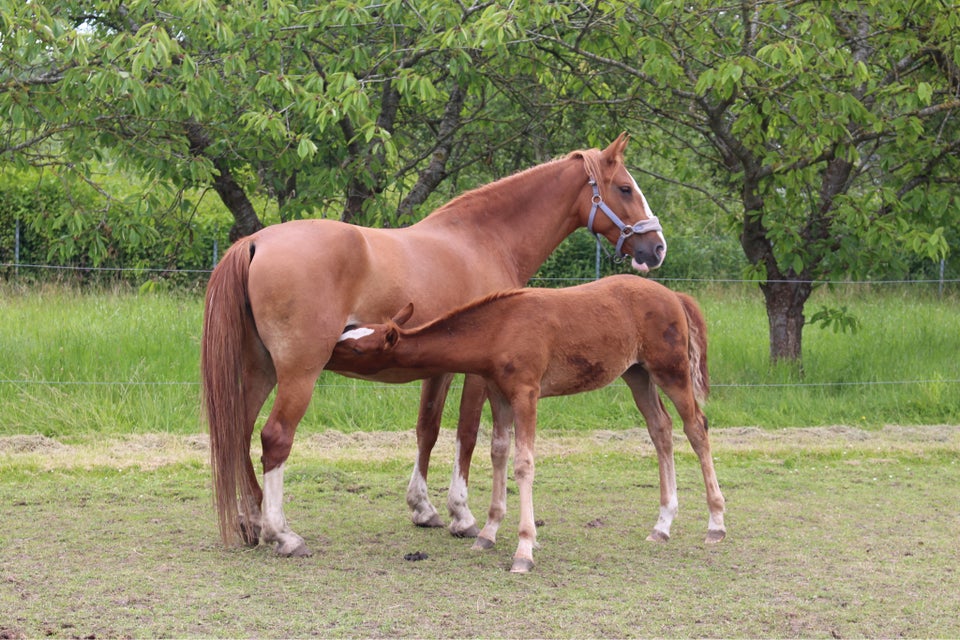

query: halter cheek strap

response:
[586,179,662,262]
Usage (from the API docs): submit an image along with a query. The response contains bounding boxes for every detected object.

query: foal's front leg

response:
[473,393,514,551]
[447,374,486,538]
[509,389,539,573]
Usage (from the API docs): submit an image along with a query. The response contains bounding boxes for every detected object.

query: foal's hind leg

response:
[657,378,726,544]
[406,374,453,529]
[623,366,678,542]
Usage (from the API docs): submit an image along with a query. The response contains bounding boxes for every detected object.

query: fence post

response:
[14,218,20,277]
[594,236,601,281]
[940,258,945,299]
[212,226,219,268]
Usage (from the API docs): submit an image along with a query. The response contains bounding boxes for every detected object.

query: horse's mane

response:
[428,147,602,215]
[411,288,528,333]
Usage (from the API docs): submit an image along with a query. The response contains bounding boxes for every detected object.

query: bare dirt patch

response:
[2,425,958,471]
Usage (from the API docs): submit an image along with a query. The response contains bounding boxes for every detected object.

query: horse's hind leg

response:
[658,378,726,544]
[259,373,319,557]
[407,374,453,529]
[447,374,485,538]
[622,365,678,542]
[238,361,276,546]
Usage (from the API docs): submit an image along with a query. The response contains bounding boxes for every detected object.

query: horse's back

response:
[242,218,522,372]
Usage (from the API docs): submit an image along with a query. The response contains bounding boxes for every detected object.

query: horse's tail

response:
[201,239,257,547]
[677,292,710,405]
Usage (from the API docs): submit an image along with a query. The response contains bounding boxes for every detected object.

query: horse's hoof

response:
[239,521,261,547]
[705,529,726,544]
[451,524,480,539]
[646,529,670,543]
[472,536,495,551]
[510,557,535,573]
[414,513,446,529]
[277,541,312,558]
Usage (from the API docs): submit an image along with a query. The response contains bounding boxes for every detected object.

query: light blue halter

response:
[586,178,662,262]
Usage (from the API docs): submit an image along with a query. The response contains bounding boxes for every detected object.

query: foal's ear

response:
[385,325,400,349]
[393,302,415,327]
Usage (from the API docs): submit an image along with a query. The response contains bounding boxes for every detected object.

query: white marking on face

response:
[338,327,375,342]
[630,173,667,260]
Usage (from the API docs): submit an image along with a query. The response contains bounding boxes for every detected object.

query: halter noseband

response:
[586,178,663,262]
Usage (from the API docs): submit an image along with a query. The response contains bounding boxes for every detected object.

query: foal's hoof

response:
[705,529,726,544]
[510,557,535,573]
[451,524,480,539]
[646,529,670,543]
[414,513,446,529]
[471,536,495,551]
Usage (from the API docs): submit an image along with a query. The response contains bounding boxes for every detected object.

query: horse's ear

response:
[393,302,414,326]
[603,132,629,163]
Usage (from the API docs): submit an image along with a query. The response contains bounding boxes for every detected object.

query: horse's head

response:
[576,133,666,273]
[332,303,414,373]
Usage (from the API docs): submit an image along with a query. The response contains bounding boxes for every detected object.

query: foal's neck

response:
[395,297,517,375]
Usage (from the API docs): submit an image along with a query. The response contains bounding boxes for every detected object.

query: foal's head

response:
[332,303,413,373]
[576,133,667,273]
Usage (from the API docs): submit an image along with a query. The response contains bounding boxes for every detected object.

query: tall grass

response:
[0,280,957,438]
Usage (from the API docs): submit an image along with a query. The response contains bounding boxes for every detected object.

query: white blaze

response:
[338,327,375,342]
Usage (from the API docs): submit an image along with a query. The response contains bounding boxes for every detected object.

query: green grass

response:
[1,281,958,638]
[0,281,958,438]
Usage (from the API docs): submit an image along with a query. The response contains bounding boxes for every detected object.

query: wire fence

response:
[2,260,958,393]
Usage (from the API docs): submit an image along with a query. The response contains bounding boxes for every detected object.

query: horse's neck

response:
[418,158,584,282]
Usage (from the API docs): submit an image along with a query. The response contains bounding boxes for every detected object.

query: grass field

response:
[1,427,959,638]
[1,281,959,638]
[1,280,958,437]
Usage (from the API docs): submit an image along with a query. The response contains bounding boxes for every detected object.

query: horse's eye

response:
[618,185,632,194]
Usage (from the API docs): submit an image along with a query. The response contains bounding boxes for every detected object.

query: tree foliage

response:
[540,0,960,360]
[2,0,958,362]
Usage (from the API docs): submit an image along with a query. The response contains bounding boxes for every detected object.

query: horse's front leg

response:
[623,366,678,542]
[406,374,454,529]
[473,391,514,551]
[447,374,486,537]
[509,388,539,573]
[259,374,318,557]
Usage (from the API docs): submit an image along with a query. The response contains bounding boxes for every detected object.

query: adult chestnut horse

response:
[333,275,726,572]
[201,135,666,557]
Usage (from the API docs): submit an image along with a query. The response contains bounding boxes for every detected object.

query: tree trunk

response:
[759,280,812,363]
[184,122,263,241]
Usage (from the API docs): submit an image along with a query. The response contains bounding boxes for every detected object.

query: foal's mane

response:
[411,288,527,333]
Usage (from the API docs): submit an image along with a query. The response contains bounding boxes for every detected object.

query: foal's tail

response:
[201,239,257,546]
[677,293,710,405]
